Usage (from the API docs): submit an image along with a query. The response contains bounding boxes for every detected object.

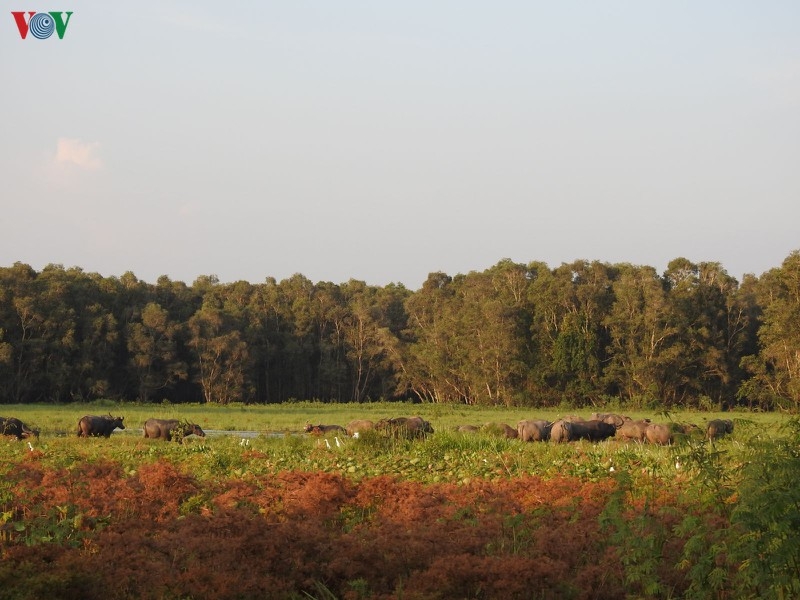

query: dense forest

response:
[1,251,798,410]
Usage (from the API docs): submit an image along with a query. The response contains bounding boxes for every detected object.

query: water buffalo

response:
[517,419,553,442]
[481,422,518,439]
[562,415,586,423]
[590,413,631,429]
[376,416,433,439]
[707,419,734,441]
[645,423,673,445]
[304,422,346,435]
[345,419,374,437]
[144,418,205,442]
[0,417,39,440]
[77,414,125,438]
[568,420,616,442]
[616,419,651,443]
[456,424,480,433]
[549,420,572,443]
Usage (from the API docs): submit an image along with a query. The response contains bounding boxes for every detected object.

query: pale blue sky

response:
[2,2,798,289]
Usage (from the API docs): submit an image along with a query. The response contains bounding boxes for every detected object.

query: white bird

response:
[325,438,331,449]
[352,432,360,439]
[675,461,681,470]
[609,466,615,473]
[335,436,342,448]
[27,441,34,452]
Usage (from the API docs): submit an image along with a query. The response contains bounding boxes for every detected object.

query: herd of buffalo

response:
[1,412,734,445]
[304,413,735,444]
[0,414,206,442]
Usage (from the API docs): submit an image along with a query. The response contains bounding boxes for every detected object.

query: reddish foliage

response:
[0,465,697,599]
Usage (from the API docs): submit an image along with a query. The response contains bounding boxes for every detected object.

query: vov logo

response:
[11,11,73,39]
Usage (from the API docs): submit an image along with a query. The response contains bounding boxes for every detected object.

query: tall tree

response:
[739,251,800,410]
[402,272,463,403]
[527,261,614,404]
[603,264,678,405]
[127,302,186,402]
[454,262,532,406]
[187,305,250,404]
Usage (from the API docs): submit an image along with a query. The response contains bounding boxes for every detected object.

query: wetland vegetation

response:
[2,403,799,599]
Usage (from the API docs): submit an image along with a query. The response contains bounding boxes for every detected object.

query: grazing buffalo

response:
[616,419,651,443]
[590,413,631,429]
[562,415,586,423]
[0,417,39,440]
[304,422,346,435]
[456,425,480,433]
[345,419,374,437]
[707,419,734,441]
[568,420,616,442]
[376,416,434,439]
[549,420,572,444]
[517,419,553,442]
[645,423,673,445]
[144,418,205,442]
[77,414,125,438]
[481,423,518,439]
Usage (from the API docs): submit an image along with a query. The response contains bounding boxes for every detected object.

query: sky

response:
[1,2,798,290]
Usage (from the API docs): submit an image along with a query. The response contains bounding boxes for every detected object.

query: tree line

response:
[0,251,798,410]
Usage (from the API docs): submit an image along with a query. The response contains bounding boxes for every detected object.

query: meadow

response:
[0,400,781,438]
[1,402,798,599]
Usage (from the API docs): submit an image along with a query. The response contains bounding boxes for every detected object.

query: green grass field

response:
[1,401,793,487]
[0,400,787,437]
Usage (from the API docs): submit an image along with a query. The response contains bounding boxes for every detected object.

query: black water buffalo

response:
[0,417,39,440]
[376,416,433,439]
[77,414,125,438]
[304,422,347,435]
[568,420,617,442]
[707,419,734,441]
[144,418,205,442]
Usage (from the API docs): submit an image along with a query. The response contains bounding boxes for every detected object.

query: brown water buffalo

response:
[562,415,585,423]
[549,420,572,443]
[456,424,480,433]
[481,423,518,439]
[77,414,125,438]
[345,419,374,437]
[645,423,673,445]
[707,419,734,441]
[590,412,631,429]
[672,422,702,437]
[304,423,346,435]
[0,417,39,440]
[568,420,616,442]
[616,419,650,443]
[144,418,205,442]
[376,416,433,439]
[517,419,552,442]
